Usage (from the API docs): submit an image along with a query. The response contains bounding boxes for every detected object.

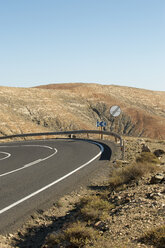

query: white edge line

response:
[0,152,11,161]
[0,145,53,149]
[0,141,104,215]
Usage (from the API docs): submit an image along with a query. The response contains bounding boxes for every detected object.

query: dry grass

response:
[44,195,113,247]
[45,221,99,247]
[158,140,165,145]
[44,194,115,247]
[54,199,63,208]
[109,151,160,190]
[80,195,114,221]
[139,225,165,248]
[109,162,158,189]
[136,152,160,164]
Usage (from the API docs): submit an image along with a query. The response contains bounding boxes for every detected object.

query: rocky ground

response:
[0,137,165,248]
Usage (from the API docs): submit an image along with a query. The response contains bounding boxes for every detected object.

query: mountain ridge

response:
[0,83,164,139]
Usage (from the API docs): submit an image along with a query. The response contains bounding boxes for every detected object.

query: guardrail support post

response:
[121,139,125,160]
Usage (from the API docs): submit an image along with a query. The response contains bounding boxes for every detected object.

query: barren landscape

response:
[0,83,165,248]
[1,0,164,247]
[0,83,165,140]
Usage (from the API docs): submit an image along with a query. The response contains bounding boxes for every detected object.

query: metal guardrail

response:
[0,130,124,159]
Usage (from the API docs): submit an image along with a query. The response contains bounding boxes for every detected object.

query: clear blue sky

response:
[0,0,164,91]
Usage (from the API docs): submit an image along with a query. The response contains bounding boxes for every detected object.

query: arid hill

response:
[0,83,165,139]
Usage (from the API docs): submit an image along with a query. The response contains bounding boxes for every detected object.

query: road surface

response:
[0,138,110,233]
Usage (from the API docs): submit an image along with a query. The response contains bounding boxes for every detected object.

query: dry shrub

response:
[140,225,165,248]
[99,190,111,200]
[136,152,160,164]
[45,232,65,247]
[109,162,158,189]
[64,222,99,247]
[55,199,63,208]
[114,183,127,192]
[80,195,114,221]
[45,221,99,247]
[158,140,165,145]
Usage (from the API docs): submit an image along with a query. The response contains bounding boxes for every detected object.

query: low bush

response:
[46,232,64,247]
[80,195,114,221]
[109,162,158,189]
[45,221,99,247]
[136,152,160,164]
[65,221,99,247]
[139,225,165,248]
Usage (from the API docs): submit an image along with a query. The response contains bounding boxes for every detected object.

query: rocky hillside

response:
[0,83,165,139]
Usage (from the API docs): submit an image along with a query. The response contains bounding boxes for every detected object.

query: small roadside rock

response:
[153,149,165,157]
[150,173,165,184]
[113,159,129,165]
[94,221,109,232]
[141,144,151,152]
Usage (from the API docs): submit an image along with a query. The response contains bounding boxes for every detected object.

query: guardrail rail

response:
[0,130,124,159]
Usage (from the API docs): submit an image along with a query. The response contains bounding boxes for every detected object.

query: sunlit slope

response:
[0,83,165,139]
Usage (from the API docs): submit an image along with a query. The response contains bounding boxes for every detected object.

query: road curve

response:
[0,138,107,233]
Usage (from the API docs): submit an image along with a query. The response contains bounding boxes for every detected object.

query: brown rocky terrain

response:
[0,83,165,140]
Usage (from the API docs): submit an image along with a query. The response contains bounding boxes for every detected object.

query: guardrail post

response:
[101,126,103,140]
[121,139,125,160]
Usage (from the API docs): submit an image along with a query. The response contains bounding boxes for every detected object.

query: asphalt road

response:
[0,138,111,233]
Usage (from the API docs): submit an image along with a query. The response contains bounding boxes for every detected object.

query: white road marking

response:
[0,141,104,215]
[0,145,54,149]
[23,145,54,150]
[0,152,11,161]
[0,146,58,177]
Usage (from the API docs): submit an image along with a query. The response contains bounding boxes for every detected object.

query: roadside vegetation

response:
[136,151,160,164]
[44,150,162,248]
[139,225,165,248]
[45,221,100,247]
[109,153,159,190]
[80,195,114,221]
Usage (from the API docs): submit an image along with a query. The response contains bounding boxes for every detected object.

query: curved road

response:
[0,139,107,233]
